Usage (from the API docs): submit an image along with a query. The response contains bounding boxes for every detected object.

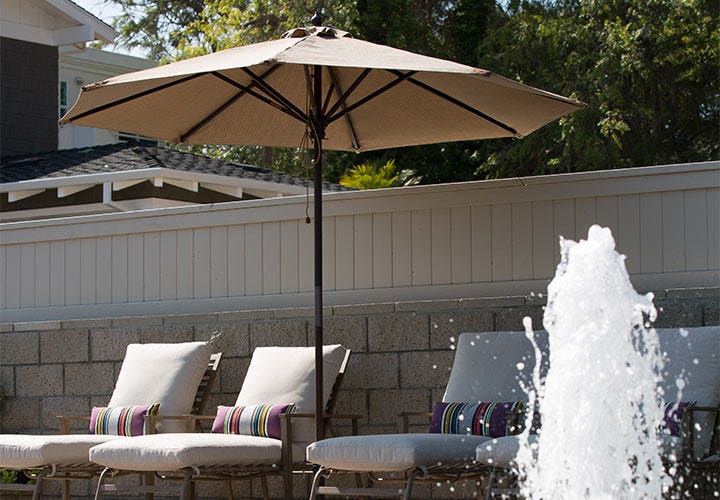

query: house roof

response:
[0,141,346,193]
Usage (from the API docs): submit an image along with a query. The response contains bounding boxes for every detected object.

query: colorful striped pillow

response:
[662,401,696,437]
[429,401,524,438]
[89,404,160,436]
[211,404,295,440]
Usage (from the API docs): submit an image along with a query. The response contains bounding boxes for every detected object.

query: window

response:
[59,81,67,118]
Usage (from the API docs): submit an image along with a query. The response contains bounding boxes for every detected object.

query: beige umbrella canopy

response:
[61,23,584,442]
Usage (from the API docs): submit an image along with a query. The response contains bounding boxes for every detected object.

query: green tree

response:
[339,160,399,189]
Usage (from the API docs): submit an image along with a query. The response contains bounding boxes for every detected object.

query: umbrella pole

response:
[313,65,325,444]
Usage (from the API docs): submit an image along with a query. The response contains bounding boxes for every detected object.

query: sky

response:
[71,0,148,58]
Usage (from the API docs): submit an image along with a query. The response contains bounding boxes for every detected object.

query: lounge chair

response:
[0,340,222,500]
[89,344,353,500]
[475,326,720,499]
[306,331,548,499]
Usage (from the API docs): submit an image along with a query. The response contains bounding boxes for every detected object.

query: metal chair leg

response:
[309,467,326,500]
[31,470,45,500]
[94,467,111,500]
[179,470,194,500]
[225,479,234,500]
[260,475,270,500]
[403,469,419,500]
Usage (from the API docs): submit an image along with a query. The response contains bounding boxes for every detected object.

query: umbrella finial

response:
[310,11,324,27]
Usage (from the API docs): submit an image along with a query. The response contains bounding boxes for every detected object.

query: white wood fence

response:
[1,161,718,321]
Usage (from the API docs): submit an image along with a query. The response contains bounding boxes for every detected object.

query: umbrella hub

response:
[281,25,352,40]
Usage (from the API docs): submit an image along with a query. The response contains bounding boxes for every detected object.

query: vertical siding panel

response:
[160,232,177,301]
[192,228,211,298]
[176,229,194,300]
[298,220,313,292]
[471,206,492,283]
[80,239,96,305]
[144,232,161,301]
[618,194,641,274]
[96,236,112,304]
[575,197,597,239]
[451,207,471,284]
[708,188,720,270]
[245,223,263,295]
[597,196,619,240]
[111,235,128,303]
[20,243,35,308]
[662,191,685,272]
[0,246,5,309]
[4,245,20,309]
[353,214,373,289]
[532,200,555,279]
[49,241,65,307]
[322,217,336,291]
[211,226,228,298]
[491,204,512,281]
[65,240,81,305]
[34,242,50,307]
[392,211,412,287]
[512,202,533,280]
[228,225,246,296]
[684,190,708,271]
[411,209,431,286]
[280,220,299,294]
[553,199,575,265]
[431,208,452,284]
[373,213,392,288]
[335,215,354,290]
[127,234,145,302]
[639,193,663,273]
[262,222,281,294]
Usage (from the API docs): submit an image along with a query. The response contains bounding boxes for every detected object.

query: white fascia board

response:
[60,48,156,75]
[0,203,115,222]
[57,184,93,197]
[53,24,93,46]
[45,0,118,43]
[200,183,243,198]
[0,20,56,45]
[7,189,46,202]
[163,178,199,192]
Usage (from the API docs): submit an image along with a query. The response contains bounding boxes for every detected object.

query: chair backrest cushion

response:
[109,341,213,433]
[235,344,348,447]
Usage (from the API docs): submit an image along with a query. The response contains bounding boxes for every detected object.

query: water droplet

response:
[679,328,689,337]
[693,358,699,365]
[449,336,455,343]
[470,341,475,346]
[676,378,686,390]
[516,362,525,370]
[432,364,437,370]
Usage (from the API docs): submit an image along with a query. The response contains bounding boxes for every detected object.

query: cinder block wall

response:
[1,288,717,498]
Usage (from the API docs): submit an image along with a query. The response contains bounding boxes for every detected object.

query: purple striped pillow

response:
[662,401,696,437]
[89,403,159,436]
[429,401,524,438]
[211,404,295,440]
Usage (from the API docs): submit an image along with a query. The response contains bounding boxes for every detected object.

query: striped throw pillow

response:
[89,404,160,436]
[211,404,295,440]
[429,401,524,438]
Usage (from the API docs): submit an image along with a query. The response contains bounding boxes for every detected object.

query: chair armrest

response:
[57,415,90,434]
[399,411,432,433]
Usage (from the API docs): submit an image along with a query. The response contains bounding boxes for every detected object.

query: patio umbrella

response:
[60,20,584,442]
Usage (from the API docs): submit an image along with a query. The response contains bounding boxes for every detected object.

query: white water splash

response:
[518,225,668,499]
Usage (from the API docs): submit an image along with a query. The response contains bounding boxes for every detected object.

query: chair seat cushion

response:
[306,433,491,472]
[89,433,282,471]
[0,434,123,468]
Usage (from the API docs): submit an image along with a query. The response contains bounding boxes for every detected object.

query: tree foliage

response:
[104,0,718,182]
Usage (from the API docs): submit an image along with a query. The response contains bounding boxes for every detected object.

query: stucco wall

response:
[1,288,717,498]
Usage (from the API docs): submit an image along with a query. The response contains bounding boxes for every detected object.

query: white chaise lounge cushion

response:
[89,433,282,471]
[475,435,538,467]
[109,341,213,433]
[307,434,490,472]
[0,434,123,468]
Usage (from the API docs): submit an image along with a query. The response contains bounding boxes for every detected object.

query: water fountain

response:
[517,225,670,498]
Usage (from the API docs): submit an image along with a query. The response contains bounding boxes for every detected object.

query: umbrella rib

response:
[62,73,204,124]
[241,68,309,124]
[387,70,520,137]
[324,68,372,120]
[327,67,360,150]
[179,65,283,143]
[326,70,417,126]
[210,71,307,124]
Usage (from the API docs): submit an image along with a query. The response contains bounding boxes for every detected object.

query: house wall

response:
[0,289,717,498]
[0,36,58,156]
[1,161,718,323]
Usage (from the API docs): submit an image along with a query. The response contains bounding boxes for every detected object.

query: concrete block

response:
[264,473,311,500]
[110,315,163,328]
[395,299,461,312]
[40,329,89,363]
[61,318,112,330]
[344,353,399,390]
[324,316,368,352]
[64,362,114,396]
[704,302,720,326]
[368,313,429,352]
[196,322,250,357]
[429,310,494,350]
[16,364,62,396]
[41,396,90,430]
[1,366,14,397]
[219,356,251,395]
[368,388,430,425]
[399,350,455,389]
[459,296,525,309]
[0,323,13,332]
[665,287,720,300]
[0,397,40,431]
[14,320,61,331]
[273,306,314,318]
[333,389,367,422]
[494,306,544,331]
[333,302,396,316]
[249,319,307,348]
[0,331,39,364]
[164,313,219,324]
[357,424,398,435]
[217,309,275,322]
[655,303,704,328]
[90,327,141,361]
[137,325,194,344]
[431,478,483,498]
